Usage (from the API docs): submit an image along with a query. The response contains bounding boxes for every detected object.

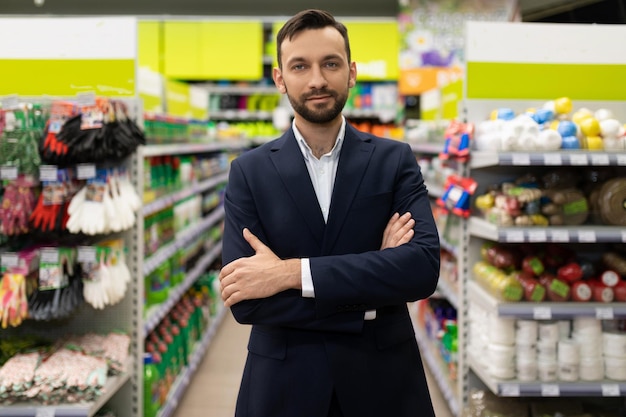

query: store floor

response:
[173,311,455,417]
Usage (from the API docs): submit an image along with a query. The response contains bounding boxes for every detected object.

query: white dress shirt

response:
[293,118,376,320]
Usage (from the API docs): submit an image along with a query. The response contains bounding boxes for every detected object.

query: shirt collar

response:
[293,117,346,161]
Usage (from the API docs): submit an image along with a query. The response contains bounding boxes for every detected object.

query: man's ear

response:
[273,67,287,94]
[348,61,357,88]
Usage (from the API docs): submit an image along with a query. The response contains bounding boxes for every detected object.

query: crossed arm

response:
[219,212,415,307]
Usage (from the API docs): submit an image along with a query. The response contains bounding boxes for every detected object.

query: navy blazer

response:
[222,123,440,417]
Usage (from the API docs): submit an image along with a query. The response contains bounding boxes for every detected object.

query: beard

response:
[285,85,349,124]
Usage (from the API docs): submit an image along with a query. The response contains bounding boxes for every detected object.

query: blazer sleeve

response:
[222,157,365,333]
[309,143,440,318]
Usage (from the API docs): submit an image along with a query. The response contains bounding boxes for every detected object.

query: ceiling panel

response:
[0,0,399,17]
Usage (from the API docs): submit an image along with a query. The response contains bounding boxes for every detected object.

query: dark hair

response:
[276,9,351,69]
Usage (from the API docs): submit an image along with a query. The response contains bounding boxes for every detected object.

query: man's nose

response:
[308,66,328,89]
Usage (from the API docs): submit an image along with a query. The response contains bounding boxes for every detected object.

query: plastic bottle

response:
[143,353,160,417]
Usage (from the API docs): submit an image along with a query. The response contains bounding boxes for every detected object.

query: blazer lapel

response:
[269,131,326,248]
[322,125,374,254]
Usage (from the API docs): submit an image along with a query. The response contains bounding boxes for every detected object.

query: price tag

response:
[601,383,621,397]
[550,230,570,242]
[77,246,98,263]
[543,153,562,165]
[76,164,97,180]
[616,154,626,166]
[1,94,19,110]
[501,384,520,396]
[39,165,59,182]
[569,153,588,165]
[0,253,19,268]
[590,154,610,165]
[528,230,547,242]
[505,230,525,242]
[35,407,56,417]
[511,153,530,165]
[541,384,560,397]
[76,91,96,107]
[0,166,18,180]
[40,249,59,264]
[577,230,596,243]
[533,306,552,320]
[596,307,614,320]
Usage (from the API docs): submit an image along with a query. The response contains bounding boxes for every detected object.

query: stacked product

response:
[0,332,130,406]
[602,328,626,381]
[473,242,626,303]
[474,97,625,152]
[144,284,218,415]
[470,301,626,382]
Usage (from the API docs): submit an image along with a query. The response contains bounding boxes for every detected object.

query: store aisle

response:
[173,311,455,417]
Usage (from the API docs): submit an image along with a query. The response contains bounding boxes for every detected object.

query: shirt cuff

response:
[301,258,315,298]
[364,310,377,320]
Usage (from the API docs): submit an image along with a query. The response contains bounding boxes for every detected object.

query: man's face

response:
[274,26,356,125]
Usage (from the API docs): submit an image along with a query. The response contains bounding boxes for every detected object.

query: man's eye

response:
[292,64,306,71]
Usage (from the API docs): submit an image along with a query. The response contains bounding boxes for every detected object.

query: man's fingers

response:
[243,228,268,253]
[381,212,415,250]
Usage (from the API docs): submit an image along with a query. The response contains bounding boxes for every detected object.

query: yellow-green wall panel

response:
[0,59,135,96]
[165,79,191,118]
[163,22,203,79]
[345,22,399,81]
[138,21,162,73]
[441,79,463,120]
[421,108,439,121]
[141,93,164,114]
[200,22,263,80]
[467,62,626,100]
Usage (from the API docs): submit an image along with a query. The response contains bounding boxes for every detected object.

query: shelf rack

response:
[144,241,223,336]
[409,303,461,416]
[143,172,228,217]
[469,217,626,244]
[143,206,225,277]
[0,359,133,417]
[469,354,625,398]
[155,307,228,417]
[469,280,626,320]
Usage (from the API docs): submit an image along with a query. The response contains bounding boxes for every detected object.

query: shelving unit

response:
[458,21,626,411]
[0,99,143,417]
[465,138,626,402]
[134,142,238,417]
[409,127,467,415]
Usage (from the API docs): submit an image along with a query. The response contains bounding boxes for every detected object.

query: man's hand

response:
[380,212,415,250]
[219,228,301,307]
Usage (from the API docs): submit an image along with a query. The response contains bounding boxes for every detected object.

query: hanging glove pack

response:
[41,98,146,165]
[80,240,131,310]
[29,168,76,234]
[66,168,140,235]
[27,247,84,321]
[0,175,38,236]
[0,104,45,178]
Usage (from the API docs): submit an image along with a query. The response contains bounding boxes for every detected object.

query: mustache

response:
[303,89,336,99]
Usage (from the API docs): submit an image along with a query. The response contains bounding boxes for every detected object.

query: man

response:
[219,9,440,417]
